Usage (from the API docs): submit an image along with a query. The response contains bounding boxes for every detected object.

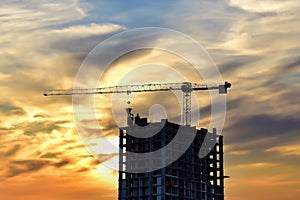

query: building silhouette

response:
[119,109,225,200]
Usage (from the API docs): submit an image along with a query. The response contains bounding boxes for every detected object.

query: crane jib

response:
[43,81,231,125]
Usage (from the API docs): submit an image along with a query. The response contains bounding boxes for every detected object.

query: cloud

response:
[266,144,300,156]
[40,152,58,159]
[162,0,243,44]
[217,54,262,75]
[4,158,74,178]
[92,153,118,165]
[53,159,71,168]
[0,0,86,32]
[228,150,250,155]
[225,114,300,150]
[13,120,70,136]
[0,103,26,116]
[3,144,21,157]
[33,114,49,118]
[52,23,126,39]
[279,57,300,71]
[234,162,278,169]
[229,0,300,13]
[47,24,127,53]
[221,8,300,54]
[5,159,51,178]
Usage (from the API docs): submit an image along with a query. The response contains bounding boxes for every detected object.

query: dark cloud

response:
[226,114,300,150]
[5,159,51,178]
[66,144,85,150]
[3,144,21,157]
[53,159,70,168]
[76,167,90,173]
[0,103,26,116]
[19,120,69,136]
[277,89,300,107]
[0,119,70,136]
[33,114,48,118]
[5,158,74,178]
[198,97,242,119]
[0,143,6,149]
[266,55,300,83]
[93,153,118,165]
[217,55,262,75]
[283,57,300,70]
[75,111,119,137]
[98,118,119,136]
[40,153,58,159]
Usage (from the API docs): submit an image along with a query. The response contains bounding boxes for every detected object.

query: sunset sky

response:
[1,0,300,199]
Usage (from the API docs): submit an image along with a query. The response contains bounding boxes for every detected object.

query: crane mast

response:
[44,81,231,126]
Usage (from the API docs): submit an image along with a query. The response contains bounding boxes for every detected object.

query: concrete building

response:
[118,110,225,200]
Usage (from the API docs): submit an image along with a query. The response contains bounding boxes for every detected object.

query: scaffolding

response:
[118,114,225,200]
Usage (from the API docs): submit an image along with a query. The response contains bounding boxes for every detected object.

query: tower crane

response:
[44,81,231,126]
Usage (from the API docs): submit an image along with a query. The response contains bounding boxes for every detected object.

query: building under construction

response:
[43,79,231,199]
[118,110,226,200]
[43,81,230,199]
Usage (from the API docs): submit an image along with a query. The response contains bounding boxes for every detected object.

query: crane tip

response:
[225,81,231,89]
